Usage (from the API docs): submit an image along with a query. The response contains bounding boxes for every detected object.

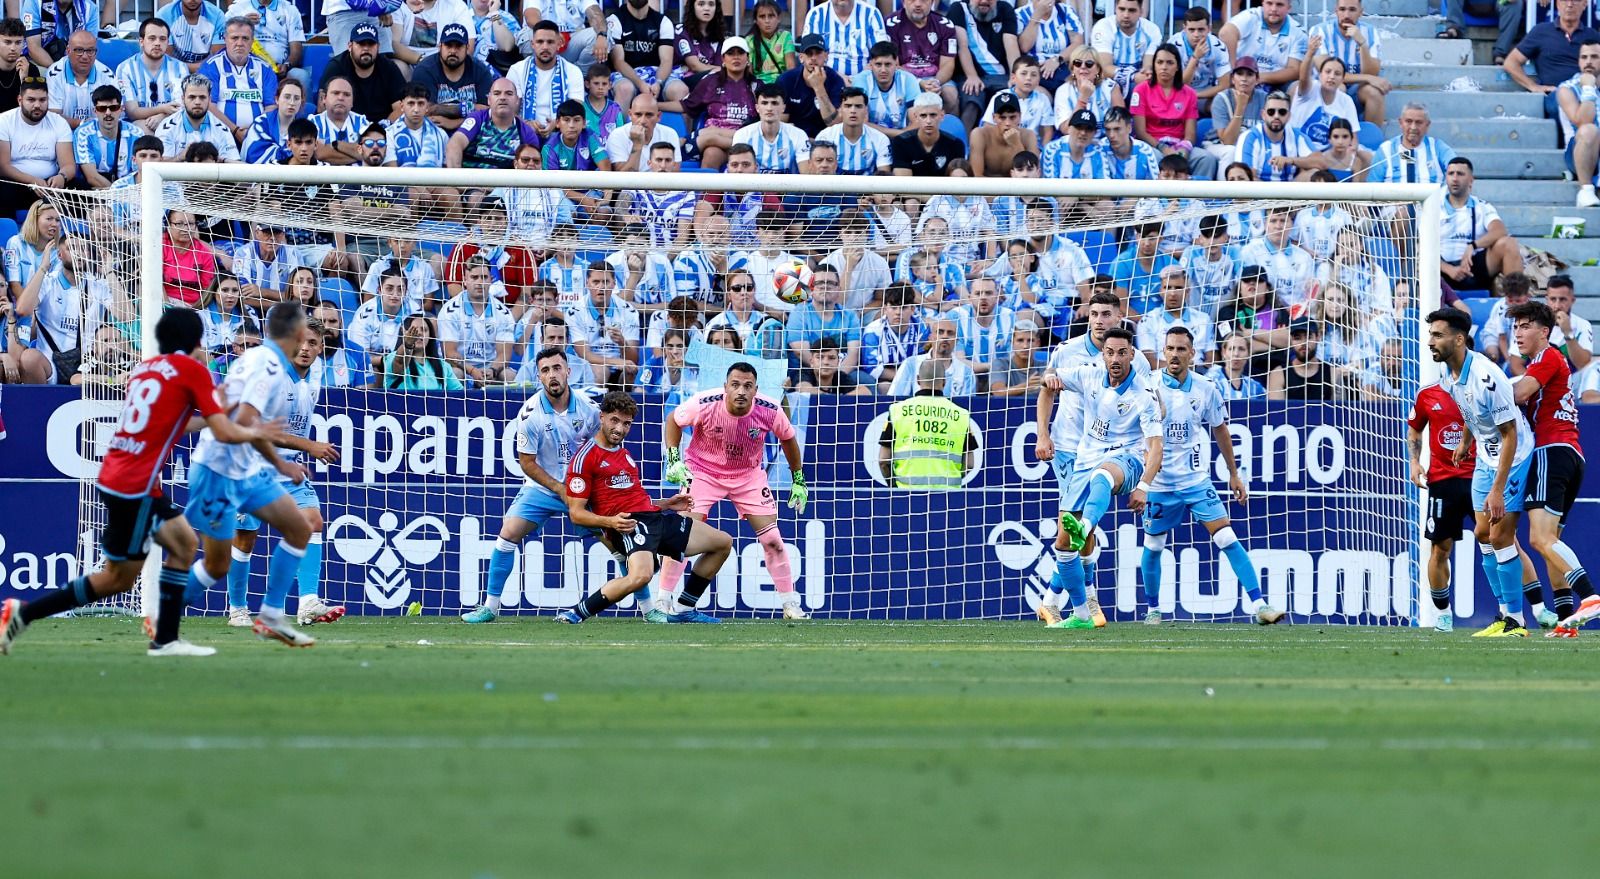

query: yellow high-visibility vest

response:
[888,395,970,490]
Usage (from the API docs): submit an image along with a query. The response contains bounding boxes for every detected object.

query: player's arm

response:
[1211,422,1247,502]
[234,401,305,483]
[519,452,564,496]
[273,433,340,464]
[780,434,808,513]
[565,491,631,532]
[1511,355,1552,404]
[662,407,692,484]
[1034,379,1057,460]
[1405,422,1427,487]
[1486,418,1517,522]
[199,412,277,446]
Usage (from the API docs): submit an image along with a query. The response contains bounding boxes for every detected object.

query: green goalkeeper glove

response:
[788,471,808,514]
[664,447,692,485]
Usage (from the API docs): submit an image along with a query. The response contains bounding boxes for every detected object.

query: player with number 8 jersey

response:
[2,310,278,658]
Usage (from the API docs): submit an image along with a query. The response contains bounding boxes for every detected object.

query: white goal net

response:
[44,165,1441,624]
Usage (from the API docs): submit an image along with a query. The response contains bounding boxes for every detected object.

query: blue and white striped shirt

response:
[861,314,926,378]
[224,0,305,68]
[386,117,450,167]
[73,119,140,180]
[45,59,114,125]
[200,53,278,128]
[538,258,587,306]
[1104,140,1161,180]
[497,186,570,246]
[850,68,921,130]
[1369,135,1455,185]
[230,239,301,297]
[629,189,698,249]
[241,110,297,163]
[1206,365,1266,400]
[606,251,678,306]
[1089,16,1162,71]
[20,0,98,46]
[1308,19,1381,77]
[732,121,812,173]
[311,110,371,147]
[1052,77,1119,138]
[1015,2,1083,62]
[1225,8,1308,77]
[1233,126,1315,182]
[1178,243,1241,315]
[670,249,729,306]
[815,123,892,174]
[1041,140,1109,179]
[952,304,1015,367]
[803,1,889,79]
[156,1,228,65]
[1168,33,1231,93]
[155,110,242,160]
[115,53,189,109]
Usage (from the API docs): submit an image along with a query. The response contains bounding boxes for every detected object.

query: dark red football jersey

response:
[98,353,223,497]
[1407,383,1475,483]
[565,439,658,518]
[1521,346,1583,454]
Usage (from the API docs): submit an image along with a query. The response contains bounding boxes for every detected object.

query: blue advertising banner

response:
[2,386,1596,624]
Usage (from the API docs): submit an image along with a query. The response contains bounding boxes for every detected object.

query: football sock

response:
[1552,587,1575,620]
[757,524,796,599]
[1048,548,1072,597]
[226,547,251,609]
[1058,554,1087,617]
[1140,547,1162,605]
[186,563,217,606]
[1429,587,1452,612]
[1478,543,1500,606]
[678,572,713,610]
[1523,579,1545,618]
[1081,473,1114,531]
[262,542,307,617]
[485,538,518,606]
[298,533,324,599]
[1082,556,1098,597]
[657,556,687,598]
[21,575,97,623]
[1494,546,1523,615]
[1221,544,1261,602]
[153,566,188,645]
[576,590,616,620]
[1549,541,1594,598]
[634,582,654,611]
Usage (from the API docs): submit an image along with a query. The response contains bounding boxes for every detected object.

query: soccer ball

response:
[772,262,813,305]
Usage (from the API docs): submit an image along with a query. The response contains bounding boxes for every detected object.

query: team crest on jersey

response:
[568,476,586,493]
[1441,425,1463,448]
[748,427,761,439]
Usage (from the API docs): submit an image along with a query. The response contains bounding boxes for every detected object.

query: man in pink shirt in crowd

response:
[658,361,812,619]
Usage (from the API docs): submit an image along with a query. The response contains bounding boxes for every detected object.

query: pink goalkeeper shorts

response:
[689,469,777,518]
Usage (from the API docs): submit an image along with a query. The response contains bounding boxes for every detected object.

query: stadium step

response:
[1362,0,1434,17]
[1361,14,1445,40]
[1445,147,1569,180]
[1498,204,1600,238]
[1382,37,1473,66]
[1528,236,1600,265]
[1382,117,1557,150]
[1575,298,1600,321]
[1384,89,1545,120]
[1383,63,1521,92]
[1472,179,1584,206]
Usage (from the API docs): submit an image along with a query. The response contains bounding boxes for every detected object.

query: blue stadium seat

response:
[319,277,360,314]
[0,218,18,248]
[303,43,333,91]
[1196,118,1215,145]
[1464,297,1496,343]
[660,111,689,139]
[575,224,612,245]
[414,220,465,260]
[1462,12,1497,27]
[939,115,969,150]
[1358,121,1384,151]
[1453,287,1494,299]
[96,39,138,70]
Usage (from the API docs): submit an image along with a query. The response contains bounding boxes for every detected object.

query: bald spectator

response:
[606,92,681,171]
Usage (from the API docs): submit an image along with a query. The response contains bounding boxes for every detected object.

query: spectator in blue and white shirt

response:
[951,276,1016,380]
[18,0,97,68]
[387,82,450,167]
[1180,214,1241,315]
[230,221,302,308]
[817,87,894,174]
[861,283,926,391]
[1136,267,1215,367]
[853,40,922,136]
[73,84,139,188]
[311,74,371,164]
[157,0,227,73]
[155,73,243,160]
[1238,205,1317,309]
[1232,91,1314,181]
[1052,44,1123,140]
[1307,0,1390,125]
[948,0,1020,130]
[1101,106,1159,180]
[1089,0,1160,97]
[241,76,304,162]
[1208,332,1267,399]
[1368,102,1455,184]
[1438,156,1523,293]
[1015,0,1082,93]
[45,29,111,128]
[1042,107,1108,178]
[804,0,889,80]
[624,142,697,250]
[200,16,279,133]
[1218,0,1307,91]
[225,0,307,85]
[1170,6,1231,113]
[981,55,1054,142]
[116,17,190,133]
[733,82,813,172]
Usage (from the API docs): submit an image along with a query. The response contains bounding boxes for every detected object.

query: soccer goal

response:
[45,163,1443,624]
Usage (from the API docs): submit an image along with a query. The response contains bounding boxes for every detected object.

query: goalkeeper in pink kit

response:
[658,362,811,619]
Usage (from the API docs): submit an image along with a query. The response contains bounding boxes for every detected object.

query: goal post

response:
[52,163,1444,622]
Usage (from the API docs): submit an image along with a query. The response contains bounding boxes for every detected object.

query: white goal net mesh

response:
[45,168,1428,624]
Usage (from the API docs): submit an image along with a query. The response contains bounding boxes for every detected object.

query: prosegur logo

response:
[327,511,449,609]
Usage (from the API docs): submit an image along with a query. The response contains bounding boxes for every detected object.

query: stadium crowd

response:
[0,0,1596,405]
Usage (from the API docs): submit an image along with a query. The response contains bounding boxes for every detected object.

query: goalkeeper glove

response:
[788,471,809,514]
[664,447,692,485]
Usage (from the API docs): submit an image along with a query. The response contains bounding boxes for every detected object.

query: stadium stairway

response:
[1300,0,1600,318]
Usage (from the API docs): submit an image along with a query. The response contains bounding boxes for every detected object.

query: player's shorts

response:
[98,488,183,562]
[185,464,289,541]
[505,485,569,529]
[689,469,777,518]
[237,479,319,532]
[1142,484,1227,536]
[1470,454,1531,516]
[1523,444,1586,522]
[1052,449,1077,509]
[616,510,694,562]
[1062,451,1146,512]
[1424,476,1475,544]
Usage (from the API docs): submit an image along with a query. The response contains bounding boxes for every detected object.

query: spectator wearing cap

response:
[199,16,279,135]
[1042,107,1108,178]
[884,0,960,114]
[891,91,966,176]
[1219,0,1308,91]
[1089,0,1160,97]
[1268,316,1355,400]
[1100,106,1159,180]
[1052,44,1123,142]
[971,90,1038,177]
[520,0,609,66]
[777,32,845,137]
[223,0,306,86]
[388,0,479,72]
[1201,55,1264,172]
[507,19,588,137]
[661,35,756,169]
[1171,7,1232,116]
[410,22,498,130]
[1136,266,1215,367]
[803,0,889,80]
[604,0,675,111]
[1232,90,1316,182]
[319,21,408,125]
[324,0,395,57]
[948,0,1020,131]
[1131,42,1216,180]
[1503,0,1600,120]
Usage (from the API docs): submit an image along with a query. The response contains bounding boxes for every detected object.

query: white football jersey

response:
[1046,334,1153,452]
[514,388,600,492]
[1148,370,1226,493]
[191,341,299,481]
[1445,350,1532,471]
[276,356,324,476]
[1060,363,1164,470]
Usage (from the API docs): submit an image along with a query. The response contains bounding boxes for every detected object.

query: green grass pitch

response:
[3,617,1597,878]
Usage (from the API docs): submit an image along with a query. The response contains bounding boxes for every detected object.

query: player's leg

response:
[664,518,734,622]
[1424,479,1468,633]
[1047,467,1093,629]
[1197,511,1280,625]
[1428,538,1457,633]
[227,523,259,626]
[1059,458,1134,551]
[653,512,706,609]
[1038,450,1076,626]
[1487,512,1529,636]
[1524,448,1598,631]
[1518,545,1555,629]
[1138,492,1184,624]
[1470,511,1508,636]
[145,514,216,656]
[557,550,660,624]
[293,498,343,626]
[728,471,805,619]
[658,471,732,609]
[245,482,316,647]
[465,486,553,622]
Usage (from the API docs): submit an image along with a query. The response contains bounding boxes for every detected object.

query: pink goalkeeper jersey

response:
[674,390,796,480]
